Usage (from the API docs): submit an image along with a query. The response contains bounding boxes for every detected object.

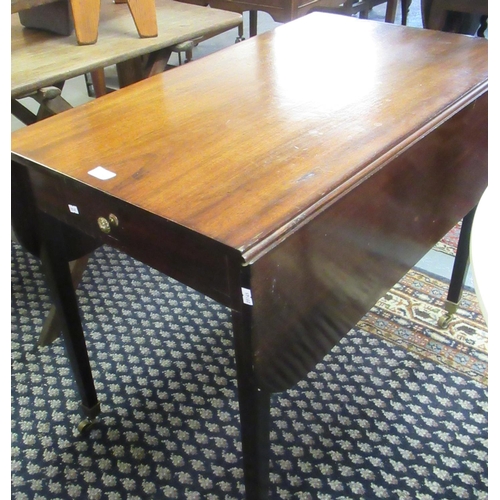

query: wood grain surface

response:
[127,0,158,38]
[12,14,488,257]
[70,0,101,45]
[249,93,487,390]
[11,19,488,492]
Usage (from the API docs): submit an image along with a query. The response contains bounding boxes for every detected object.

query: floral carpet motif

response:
[361,268,487,386]
[11,243,488,499]
[434,221,462,257]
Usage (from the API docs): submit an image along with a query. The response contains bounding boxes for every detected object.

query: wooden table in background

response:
[11,0,242,99]
[14,0,169,45]
[12,0,242,344]
[180,0,399,36]
[11,14,488,499]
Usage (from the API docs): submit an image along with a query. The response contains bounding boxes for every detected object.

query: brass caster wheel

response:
[438,313,453,329]
[77,418,95,434]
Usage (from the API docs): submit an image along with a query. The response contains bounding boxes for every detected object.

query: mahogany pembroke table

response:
[11,14,488,499]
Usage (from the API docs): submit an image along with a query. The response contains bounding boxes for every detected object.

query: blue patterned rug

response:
[11,241,487,499]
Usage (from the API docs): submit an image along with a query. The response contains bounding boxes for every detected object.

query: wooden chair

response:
[13,0,158,45]
[68,0,158,44]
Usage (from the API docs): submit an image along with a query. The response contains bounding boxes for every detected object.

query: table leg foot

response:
[438,206,476,328]
[438,306,455,328]
[78,401,101,434]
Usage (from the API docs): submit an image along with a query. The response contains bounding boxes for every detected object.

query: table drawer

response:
[29,168,239,308]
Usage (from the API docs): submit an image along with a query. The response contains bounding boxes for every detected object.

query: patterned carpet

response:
[361,267,487,386]
[11,241,488,499]
[434,222,462,257]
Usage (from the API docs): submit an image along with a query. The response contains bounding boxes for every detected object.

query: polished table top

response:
[11,12,488,389]
[11,14,488,498]
[12,14,488,257]
[11,0,242,98]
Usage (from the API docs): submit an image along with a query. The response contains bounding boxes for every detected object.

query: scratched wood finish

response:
[11,0,242,98]
[12,14,488,394]
[250,93,487,390]
[12,15,488,253]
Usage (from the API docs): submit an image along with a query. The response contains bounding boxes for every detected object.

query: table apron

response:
[19,164,243,309]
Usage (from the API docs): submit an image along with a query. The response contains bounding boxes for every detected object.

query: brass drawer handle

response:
[109,213,119,227]
[97,217,110,234]
[97,214,119,234]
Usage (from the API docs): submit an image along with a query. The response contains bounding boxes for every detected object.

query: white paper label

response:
[68,204,79,214]
[241,287,253,306]
[88,166,116,180]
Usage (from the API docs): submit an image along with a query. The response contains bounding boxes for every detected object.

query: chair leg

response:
[69,0,101,45]
[401,0,412,24]
[249,10,258,37]
[385,0,398,23]
[127,0,158,38]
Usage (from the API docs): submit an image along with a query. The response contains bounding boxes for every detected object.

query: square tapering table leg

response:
[39,214,101,426]
[232,308,271,499]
